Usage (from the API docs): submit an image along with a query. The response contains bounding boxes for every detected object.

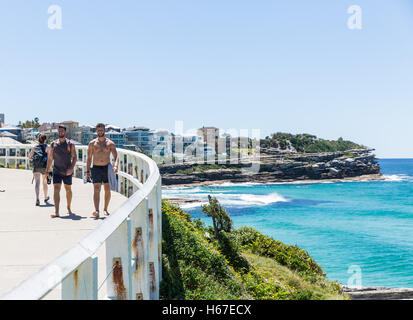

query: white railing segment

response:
[0,144,162,300]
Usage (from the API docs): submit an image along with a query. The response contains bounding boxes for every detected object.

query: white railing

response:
[0,144,162,300]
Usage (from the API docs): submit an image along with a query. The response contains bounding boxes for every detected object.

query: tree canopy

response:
[18,117,40,129]
[261,132,363,153]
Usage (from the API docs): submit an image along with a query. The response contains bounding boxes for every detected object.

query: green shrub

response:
[261,132,362,153]
[294,289,320,300]
[201,195,232,237]
[239,270,291,300]
[228,226,262,246]
[216,232,250,274]
[231,227,325,277]
[160,201,247,299]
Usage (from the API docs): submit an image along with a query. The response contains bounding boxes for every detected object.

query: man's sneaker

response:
[44,196,50,203]
[36,199,40,206]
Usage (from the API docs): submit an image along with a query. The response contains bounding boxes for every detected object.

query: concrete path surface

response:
[0,168,127,298]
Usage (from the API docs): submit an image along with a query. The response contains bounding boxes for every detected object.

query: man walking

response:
[86,123,119,218]
[46,125,77,218]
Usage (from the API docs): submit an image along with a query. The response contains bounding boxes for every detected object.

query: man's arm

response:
[86,141,94,179]
[111,142,119,173]
[67,143,77,176]
[46,143,54,173]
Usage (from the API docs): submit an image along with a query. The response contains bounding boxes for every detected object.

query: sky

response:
[0,0,412,158]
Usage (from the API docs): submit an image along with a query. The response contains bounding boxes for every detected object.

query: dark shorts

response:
[91,165,109,184]
[53,171,73,185]
[33,167,47,174]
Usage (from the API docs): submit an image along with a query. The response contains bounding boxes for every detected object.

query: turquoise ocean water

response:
[163,159,413,288]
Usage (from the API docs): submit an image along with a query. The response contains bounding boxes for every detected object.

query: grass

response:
[242,251,347,300]
[160,200,348,300]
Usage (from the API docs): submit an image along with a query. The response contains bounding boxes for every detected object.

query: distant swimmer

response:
[86,123,119,218]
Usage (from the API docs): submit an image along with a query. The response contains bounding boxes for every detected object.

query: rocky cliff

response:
[160,148,382,186]
[342,286,413,300]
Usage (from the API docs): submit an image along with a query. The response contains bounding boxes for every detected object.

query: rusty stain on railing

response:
[148,209,153,244]
[148,209,154,248]
[112,258,127,300]
[149,262,156,294]
[73,269,79,299]
[132,227,143,277]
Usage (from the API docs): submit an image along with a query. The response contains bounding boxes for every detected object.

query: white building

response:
[151,129,172,158]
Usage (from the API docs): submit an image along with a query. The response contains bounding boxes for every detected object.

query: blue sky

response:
[0,1,412,157]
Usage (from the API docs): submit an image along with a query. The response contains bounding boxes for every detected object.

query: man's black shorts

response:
[91,165,109,184]
[53,171,73,185]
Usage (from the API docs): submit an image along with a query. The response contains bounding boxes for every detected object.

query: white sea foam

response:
[175,192,290,209]
[180,201,209,209]
[162,186,203,192]
[383,174,413,182]
[208,181,264,187]
[237,193,289,205]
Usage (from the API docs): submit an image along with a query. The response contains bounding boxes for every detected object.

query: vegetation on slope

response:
[176,164,233,175]
[261,132,363,153]
[160,199,347,300]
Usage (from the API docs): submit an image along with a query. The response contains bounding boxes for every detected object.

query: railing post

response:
[127,217,133,300]
[157,176,162,283]
[147,189,159,299]
[5,147,9,168]
[129,199,150,299]
[62,256,98,300]
[105,220,131,300]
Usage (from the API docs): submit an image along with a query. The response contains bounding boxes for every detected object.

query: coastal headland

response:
[160,148,383,187]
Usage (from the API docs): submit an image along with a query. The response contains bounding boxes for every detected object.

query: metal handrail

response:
[0,144,162,300]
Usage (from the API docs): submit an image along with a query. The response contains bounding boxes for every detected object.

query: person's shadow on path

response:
[90,216,106,220]
[59,212,87,221]
[39,203,54,208]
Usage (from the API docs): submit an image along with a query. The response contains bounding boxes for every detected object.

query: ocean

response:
[162,159,413,288]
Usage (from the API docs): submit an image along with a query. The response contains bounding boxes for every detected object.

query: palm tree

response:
[34,117,40,129]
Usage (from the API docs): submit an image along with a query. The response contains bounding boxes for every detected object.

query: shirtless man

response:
[46,125,77,218]
[86,123,119,218]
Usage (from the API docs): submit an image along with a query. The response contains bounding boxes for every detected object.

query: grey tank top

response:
[52,139,72,175]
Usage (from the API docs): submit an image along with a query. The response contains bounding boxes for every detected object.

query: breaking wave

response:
[178,192,290,209]
[383,174,413,182]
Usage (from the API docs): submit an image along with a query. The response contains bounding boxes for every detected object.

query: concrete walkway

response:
[0,168,127,297]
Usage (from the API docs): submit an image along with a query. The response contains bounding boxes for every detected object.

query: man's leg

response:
[64,184,73,214]
[93,183,102,217]
[103,183,111,215]
[52,183,62,218]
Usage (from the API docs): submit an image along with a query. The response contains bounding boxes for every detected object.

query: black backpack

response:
[32,144,48,169]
